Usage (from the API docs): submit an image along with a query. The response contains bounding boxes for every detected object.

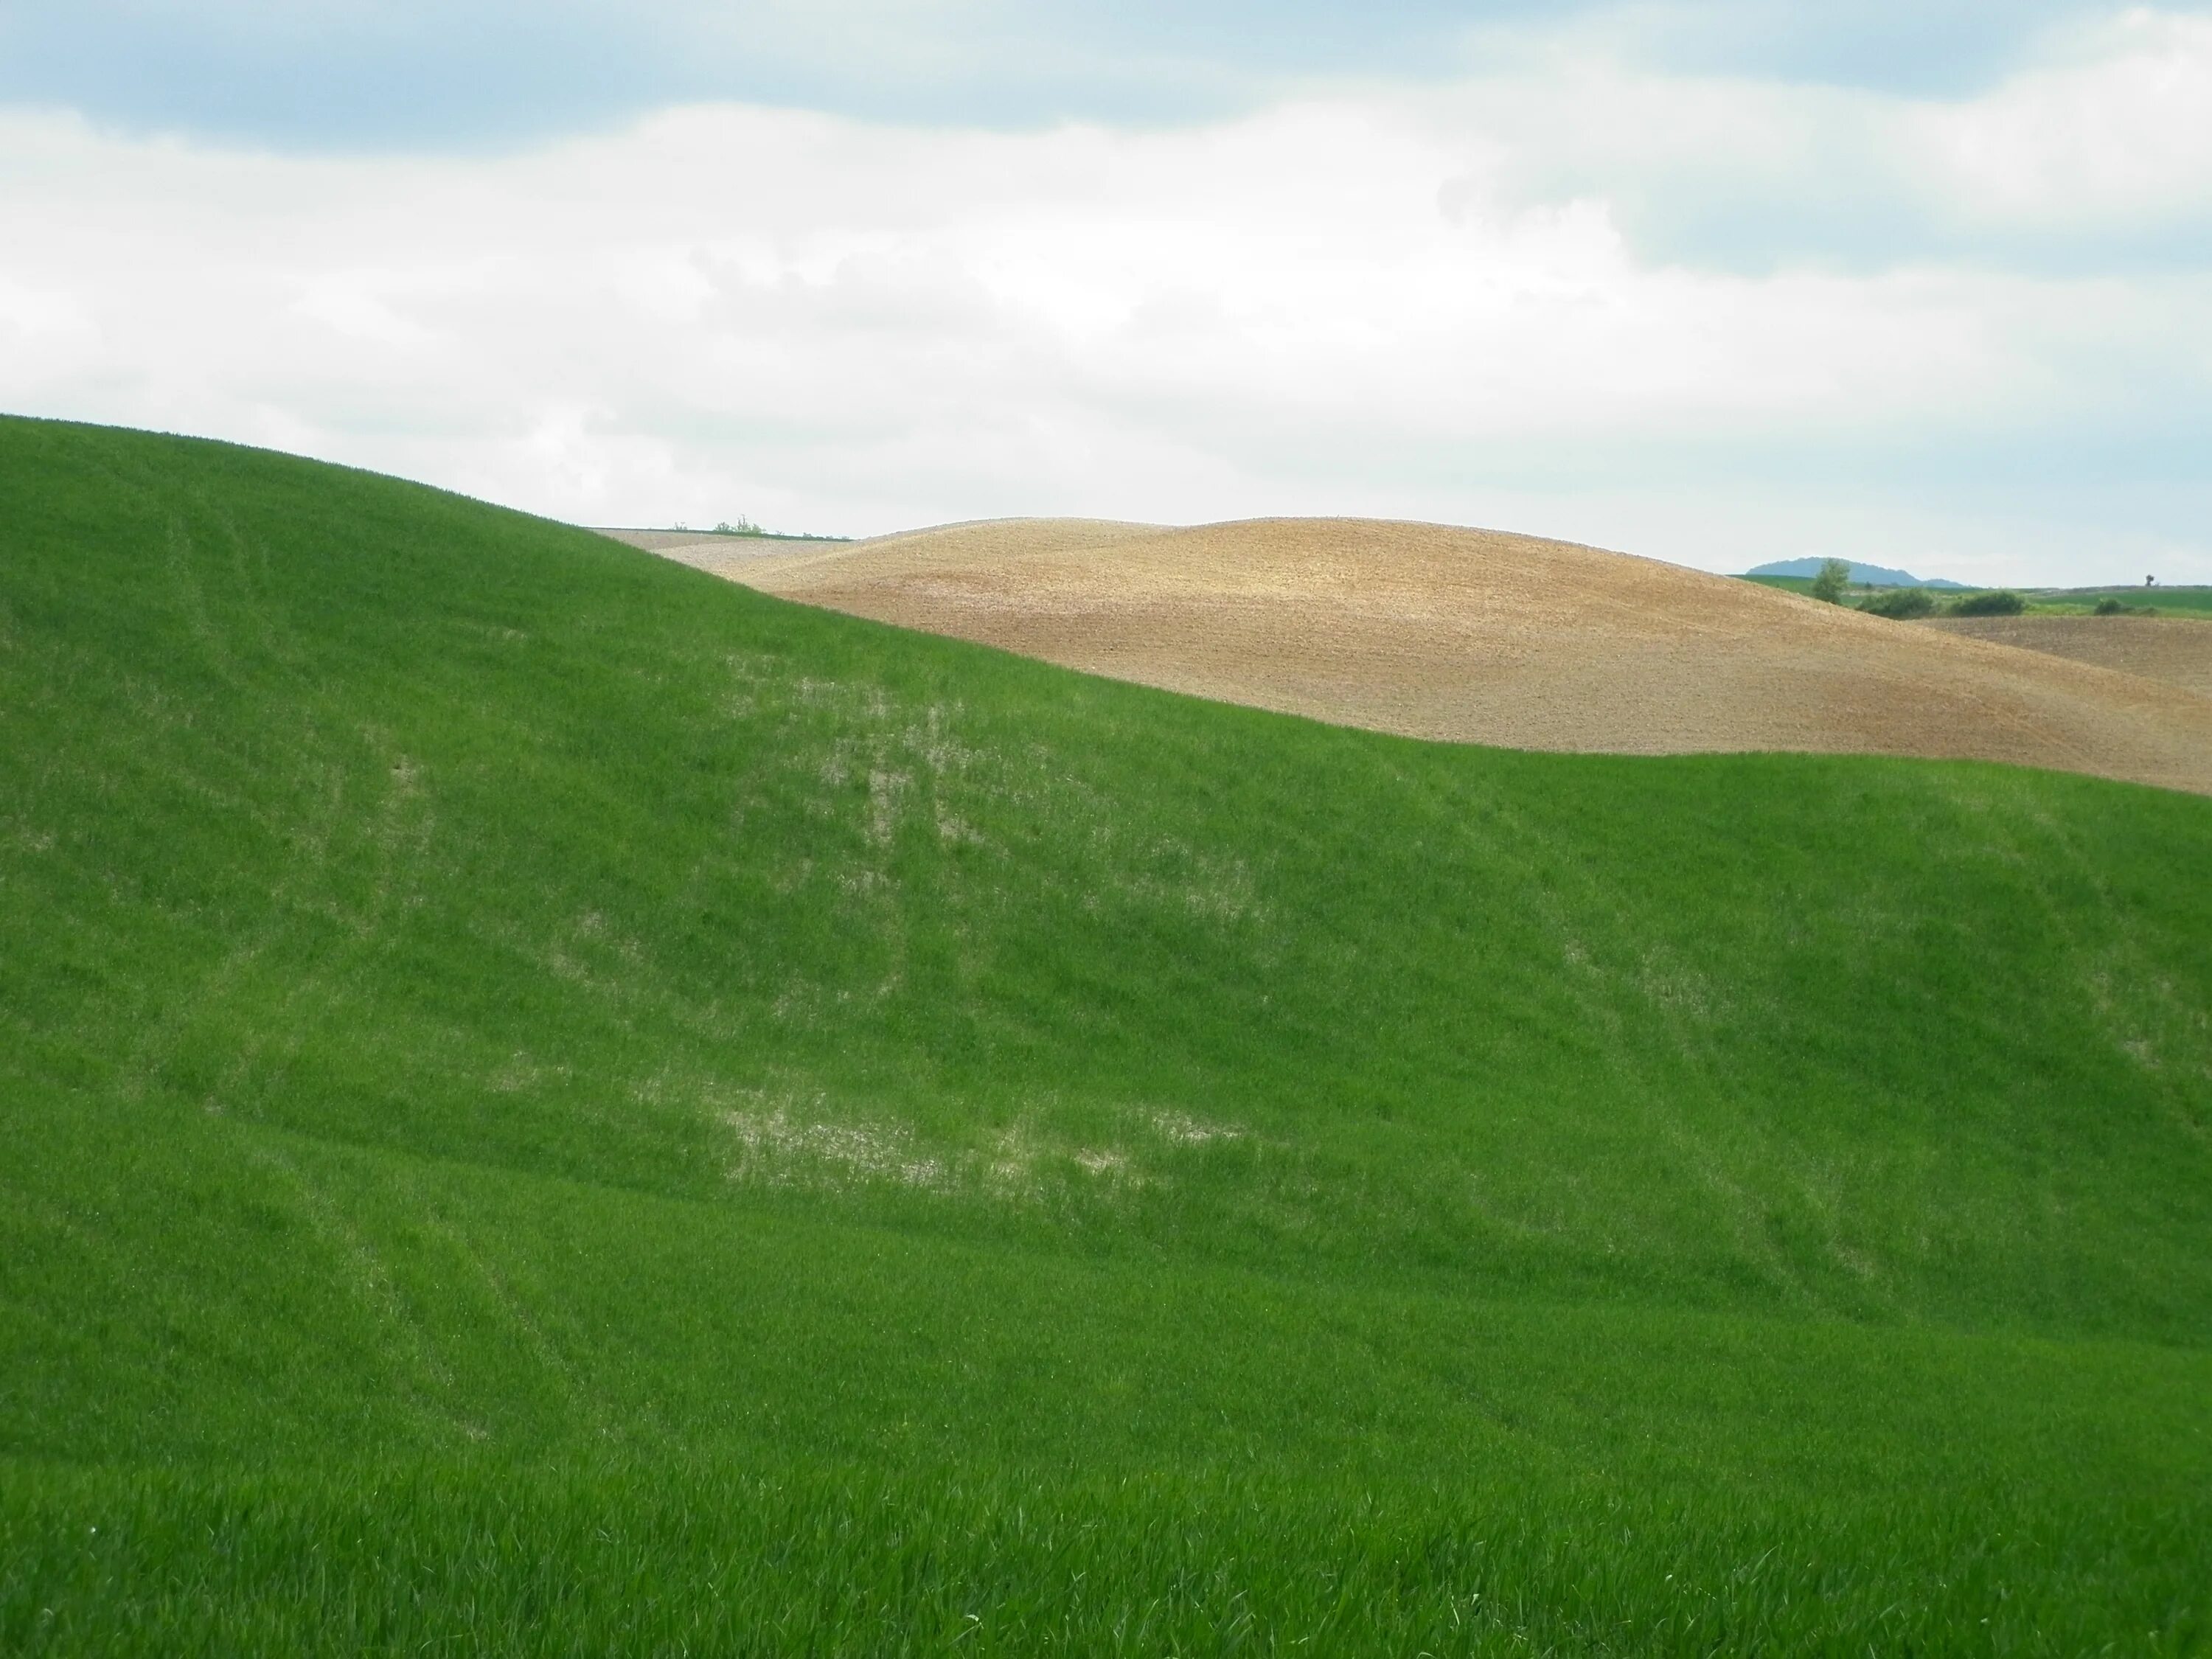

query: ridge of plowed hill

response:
[1926,613,2212,699]
[613,516,2212,796]
[9,419,2212,1652]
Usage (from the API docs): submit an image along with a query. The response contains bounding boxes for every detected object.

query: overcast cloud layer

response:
[3,3,2210,582]
[0,0,2121,145]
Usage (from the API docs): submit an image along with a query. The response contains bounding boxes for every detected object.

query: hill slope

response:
[643,517,2212,796]
[6,418,2212,1653]
[1928,613,2212,698]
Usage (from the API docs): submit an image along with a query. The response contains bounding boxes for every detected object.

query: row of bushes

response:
[1854,587,2025,620]
[1806,561,2023,618]
[1801,560,2164,621]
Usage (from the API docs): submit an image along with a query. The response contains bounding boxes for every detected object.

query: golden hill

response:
[600,518,2212,796]
[1924,614,2212,700]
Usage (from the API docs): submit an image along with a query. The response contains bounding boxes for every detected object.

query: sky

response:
[2,1,2209,582]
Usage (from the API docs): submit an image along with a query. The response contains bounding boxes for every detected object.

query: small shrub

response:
[1950,591,2026,617]
[1809,559,1852,605]
[1859,588,1935,619]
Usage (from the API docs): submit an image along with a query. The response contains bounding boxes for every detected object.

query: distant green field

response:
[2042,587,2212,616]
[5,416,2210,1654]
[1739,571,1820,595]
[1740,571,2212,617]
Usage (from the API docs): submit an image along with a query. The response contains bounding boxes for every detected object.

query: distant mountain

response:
[1745,559,1966,589]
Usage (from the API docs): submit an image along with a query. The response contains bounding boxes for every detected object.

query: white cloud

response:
[1916,9,2212,228]
[1,17,2210,586]
[1431,7,2212,261]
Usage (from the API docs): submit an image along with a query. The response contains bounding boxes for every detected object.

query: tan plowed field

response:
[598,518,2212,796]
[1924,615,2212,700]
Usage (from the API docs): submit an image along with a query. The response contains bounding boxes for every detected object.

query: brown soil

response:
[595,529,822,572]
[1923,615,2212,699]
[599,518,2212,796]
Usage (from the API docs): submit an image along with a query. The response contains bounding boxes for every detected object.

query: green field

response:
[2045,587,2212,616]
[1740,572,1834,597]
[1741,571,2212,616]
[5,415,2211,1654]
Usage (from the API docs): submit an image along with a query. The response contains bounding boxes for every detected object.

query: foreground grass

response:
[10,1456,2205,1656]
[4,415,2210,1650]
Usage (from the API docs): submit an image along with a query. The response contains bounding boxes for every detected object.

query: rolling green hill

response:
[4,415,2209,1654]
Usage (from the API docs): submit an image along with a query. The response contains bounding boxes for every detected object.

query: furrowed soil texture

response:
[636,517,2212,795]
[1927,613,2212,698]
[7,416,2212,1655]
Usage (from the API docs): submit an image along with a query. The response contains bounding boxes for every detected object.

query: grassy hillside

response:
[4,415,2210,1654]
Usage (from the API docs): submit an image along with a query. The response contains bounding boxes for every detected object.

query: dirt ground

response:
[599,519,2212,796]
[597,529,822,568]
[1924,615,2212,700]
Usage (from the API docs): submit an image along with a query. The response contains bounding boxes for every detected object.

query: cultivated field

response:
[1927,613,2212,698]
[603,518,2212,796]
[9,421,2210,1652]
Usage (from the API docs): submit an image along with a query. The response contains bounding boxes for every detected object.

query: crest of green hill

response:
[2,415,2209,1654]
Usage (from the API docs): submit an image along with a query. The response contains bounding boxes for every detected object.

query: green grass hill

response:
[4,415,2210,1654]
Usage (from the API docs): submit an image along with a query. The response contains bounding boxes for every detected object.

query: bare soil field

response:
[599,518,2212,796]
[1924,615,2212,699]
[596,529,825,571]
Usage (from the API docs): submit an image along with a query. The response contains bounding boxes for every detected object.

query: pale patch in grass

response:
[724,1105,952,1192]
[489,1051,568,1094]
[781,684,1267,926]
[979,1120,1138,1197]
[866,768,909,849]
[1082,821,1266,927]
[719,1095,1156,1199]
[1634,943,1714,1022]
[933,804,986,846]
[1144,1108,1243,1146]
